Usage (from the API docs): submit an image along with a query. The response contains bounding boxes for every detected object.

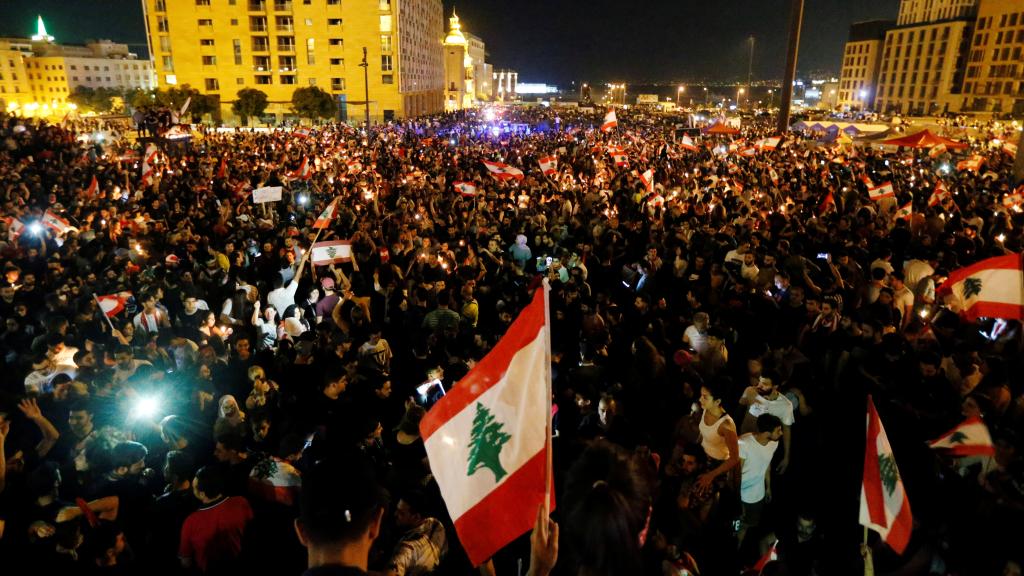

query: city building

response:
[467,33,491,102]
[1,16,156,118]
[493,69,517,102]
[142,0,445,123]
[959,0,1024,115]
[442,11,493,111]
[873,0,978,115]
[838,20,894,111]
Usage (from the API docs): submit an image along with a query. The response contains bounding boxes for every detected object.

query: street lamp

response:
[737,87,745,109]
[703,86,709,106]
[580,82,588,101]
[829,89,836,109]
[359,47,370,128]
[677,85,685,107]
[767,89,774,108]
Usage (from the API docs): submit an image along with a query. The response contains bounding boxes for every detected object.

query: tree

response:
[68,87,120,114]
[291,86,337,122]
[466,402,511,482]
[232,88,269,126]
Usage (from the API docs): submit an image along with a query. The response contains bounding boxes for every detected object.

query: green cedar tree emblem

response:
[326,246,337,259]
[878,453,900,497]
[948,431,967,444]
[467,402,511,482]
[962,277,983,299]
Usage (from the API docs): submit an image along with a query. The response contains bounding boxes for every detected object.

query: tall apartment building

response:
[838,20,894,111]
[0,39,33,111]
[142,0,445,123]
[874,0,978,115]
[959,0,1024,115]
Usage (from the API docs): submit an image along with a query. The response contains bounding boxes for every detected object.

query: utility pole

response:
[747,35,755,108]
[777,0,804,135]
[360,47,370,128]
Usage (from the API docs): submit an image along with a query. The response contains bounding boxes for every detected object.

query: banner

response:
[252,186,283,203]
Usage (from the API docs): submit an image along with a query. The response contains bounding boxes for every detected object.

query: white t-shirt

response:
[684,325,710,355]
[738,433,779,503]
[747,390,795,426]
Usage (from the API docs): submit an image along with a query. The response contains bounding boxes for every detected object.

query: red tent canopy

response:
[702,121,741,135]
[879,129,967,149]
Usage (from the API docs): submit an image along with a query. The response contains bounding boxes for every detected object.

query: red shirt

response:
[179,496,253,572]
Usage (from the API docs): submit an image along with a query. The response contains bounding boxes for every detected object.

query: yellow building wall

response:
[145,0,443,123]
[25,56,72,111]
[0,46,34,110]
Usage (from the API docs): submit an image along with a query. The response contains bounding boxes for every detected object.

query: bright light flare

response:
[130,395,161,420]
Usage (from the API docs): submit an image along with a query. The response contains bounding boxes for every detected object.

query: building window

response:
[200,39,215,46]
[162,56,174,71]
[198,19,213,26]
[382,74,393,84]
[160,36,172,52]
[237,77,245,84]
[381,55,392,71]
[329,38,343,47]
[273,1,292,11]
[381,34,391,52]
[252,37,269,51]
[327,0,340,4]
[328,18,343,25]
[276,16,294,32]
[203,55,217,65]
[231,18,238,25]
[234,39,243,64]
[250,16,267,31]
[330,58,343,66]
[379,14,392,32]
[279,56,296,71]
[308,78,316,85]
[331,77,345,90]
[158,16,169,32]
[278,37,295,51]
[305,18,313,26]
[255,75,272,84]
[155,0,166,10]
[196,0,211,5]
[253,56,271,70]
[306,38,315,65]
[280,75,296,84]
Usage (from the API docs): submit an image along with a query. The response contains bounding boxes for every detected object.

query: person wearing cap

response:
[316,276,341,325]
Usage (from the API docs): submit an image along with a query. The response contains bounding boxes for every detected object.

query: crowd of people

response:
[0,104,1022,576]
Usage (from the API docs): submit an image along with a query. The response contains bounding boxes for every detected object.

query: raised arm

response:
[19,398,60,458]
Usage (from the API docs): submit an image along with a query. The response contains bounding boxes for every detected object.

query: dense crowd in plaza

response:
[0,104,1022,576]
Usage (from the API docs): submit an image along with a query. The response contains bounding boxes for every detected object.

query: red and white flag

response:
[679,134,698,152]
[859,173,876,188]
[217,156,228,179]
[928,181,950,207]
[894,200,913,221]
[290,157,312,180]
[638,168,654,193]
[421,286,553,566]
[937,253,1024,321]
[313,197,339,229]
[756,137,780,151]
[140,143,159,187]
[538,155,558,176]
[956,155,984,172]
[96,292,132,317]
[347,159,363,174]
[310,240,352,265]
[607,145,629,167]
[1003,142,1018,157]
[601,109,618,132]
[819,190,836,215]
[928,143,947,159]
[482,160,525,181]
[249,456,301,506]
[454,181,478,197]
[1003,188,1023,209]
[294,127,311,139]
[928,416,995,457]
[739,147,757,158]
[861,395,913,555]
[42,210,75,235]
[868,182,895,201]
[85,175,99,197]
[5,217,26,242]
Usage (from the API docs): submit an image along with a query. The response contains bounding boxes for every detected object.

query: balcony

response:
[276,24,294,32]
[250,24,267,32]
[248,1,266,10]
[273,1,292,11]
[277,41,296,52]
[251,39,270,52]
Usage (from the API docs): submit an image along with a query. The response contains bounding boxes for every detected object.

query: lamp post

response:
[737,87,745,109]
[359,47,370,128]
[767,89,774,108]
[580,82,588,101]
[677,86,685,107]
[703,86,709,106]
[829,89,836,110]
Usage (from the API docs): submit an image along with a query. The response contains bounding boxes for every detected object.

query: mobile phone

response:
[817,252,828,259]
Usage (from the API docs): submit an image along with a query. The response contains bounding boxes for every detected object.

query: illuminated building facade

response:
[838,20,893,111]
[959,0,1024,115]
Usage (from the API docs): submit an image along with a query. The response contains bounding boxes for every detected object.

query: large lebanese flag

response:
[638,168,654,192]
[679,134,698,152]
[928,416,995,457]
[937,253,1024,321]
[313,197,339,229]
[927,181,950,207]
[454,181,478,197]
[421,286,552,566]
[601,109,618,132]
[140,143,159,187]
[482,160,525,181]
[537,155,558,176]
[868,182,895,201]
[96,292,132,317]
[861,395,913,555]
[290,157,312,180]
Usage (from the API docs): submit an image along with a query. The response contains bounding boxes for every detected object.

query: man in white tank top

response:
[740,374,794,474]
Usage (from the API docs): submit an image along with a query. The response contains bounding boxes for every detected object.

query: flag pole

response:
[541,277,553,518]
[862,526,874,576]
[92,293,117,332]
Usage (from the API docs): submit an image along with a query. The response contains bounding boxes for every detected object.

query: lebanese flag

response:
[937,253,1024,321]
[85,175,99,197]
[928,181,950,207]
[819,190,836,215]
[482,160,525,181]
[140,143,159,187]
[6,217,25,241]
[310,240,352,265]
[928,143,947,158]
[679,134,698,152]
[313,197,339,229]
[421,286,553,567]
[894,200,913,221]
[538,155,558,176]
[739,147,757,158]
[748,539,778,574]
[249,456,302,506]
[1003,142,1017,157]
[601,109,618,132]
[928,416,995,457]
[757,137,780,151]
[217,156,228,179]
[859,173,876,188]
[639,168,654,193]
[768,168,779,185]
[294,127,311,139]
[42,210,75,234]
[608,146,629,167]
[346,159,363,174]
[1003,189,1023,209]
[860,395,913,555]
[956,155,984,172]
[868,182,895,201]
[96,292,132,317]
[290,157,312,180]
[454,181,478,197]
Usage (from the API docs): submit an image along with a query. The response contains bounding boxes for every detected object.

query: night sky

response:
[3,0,898,84]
